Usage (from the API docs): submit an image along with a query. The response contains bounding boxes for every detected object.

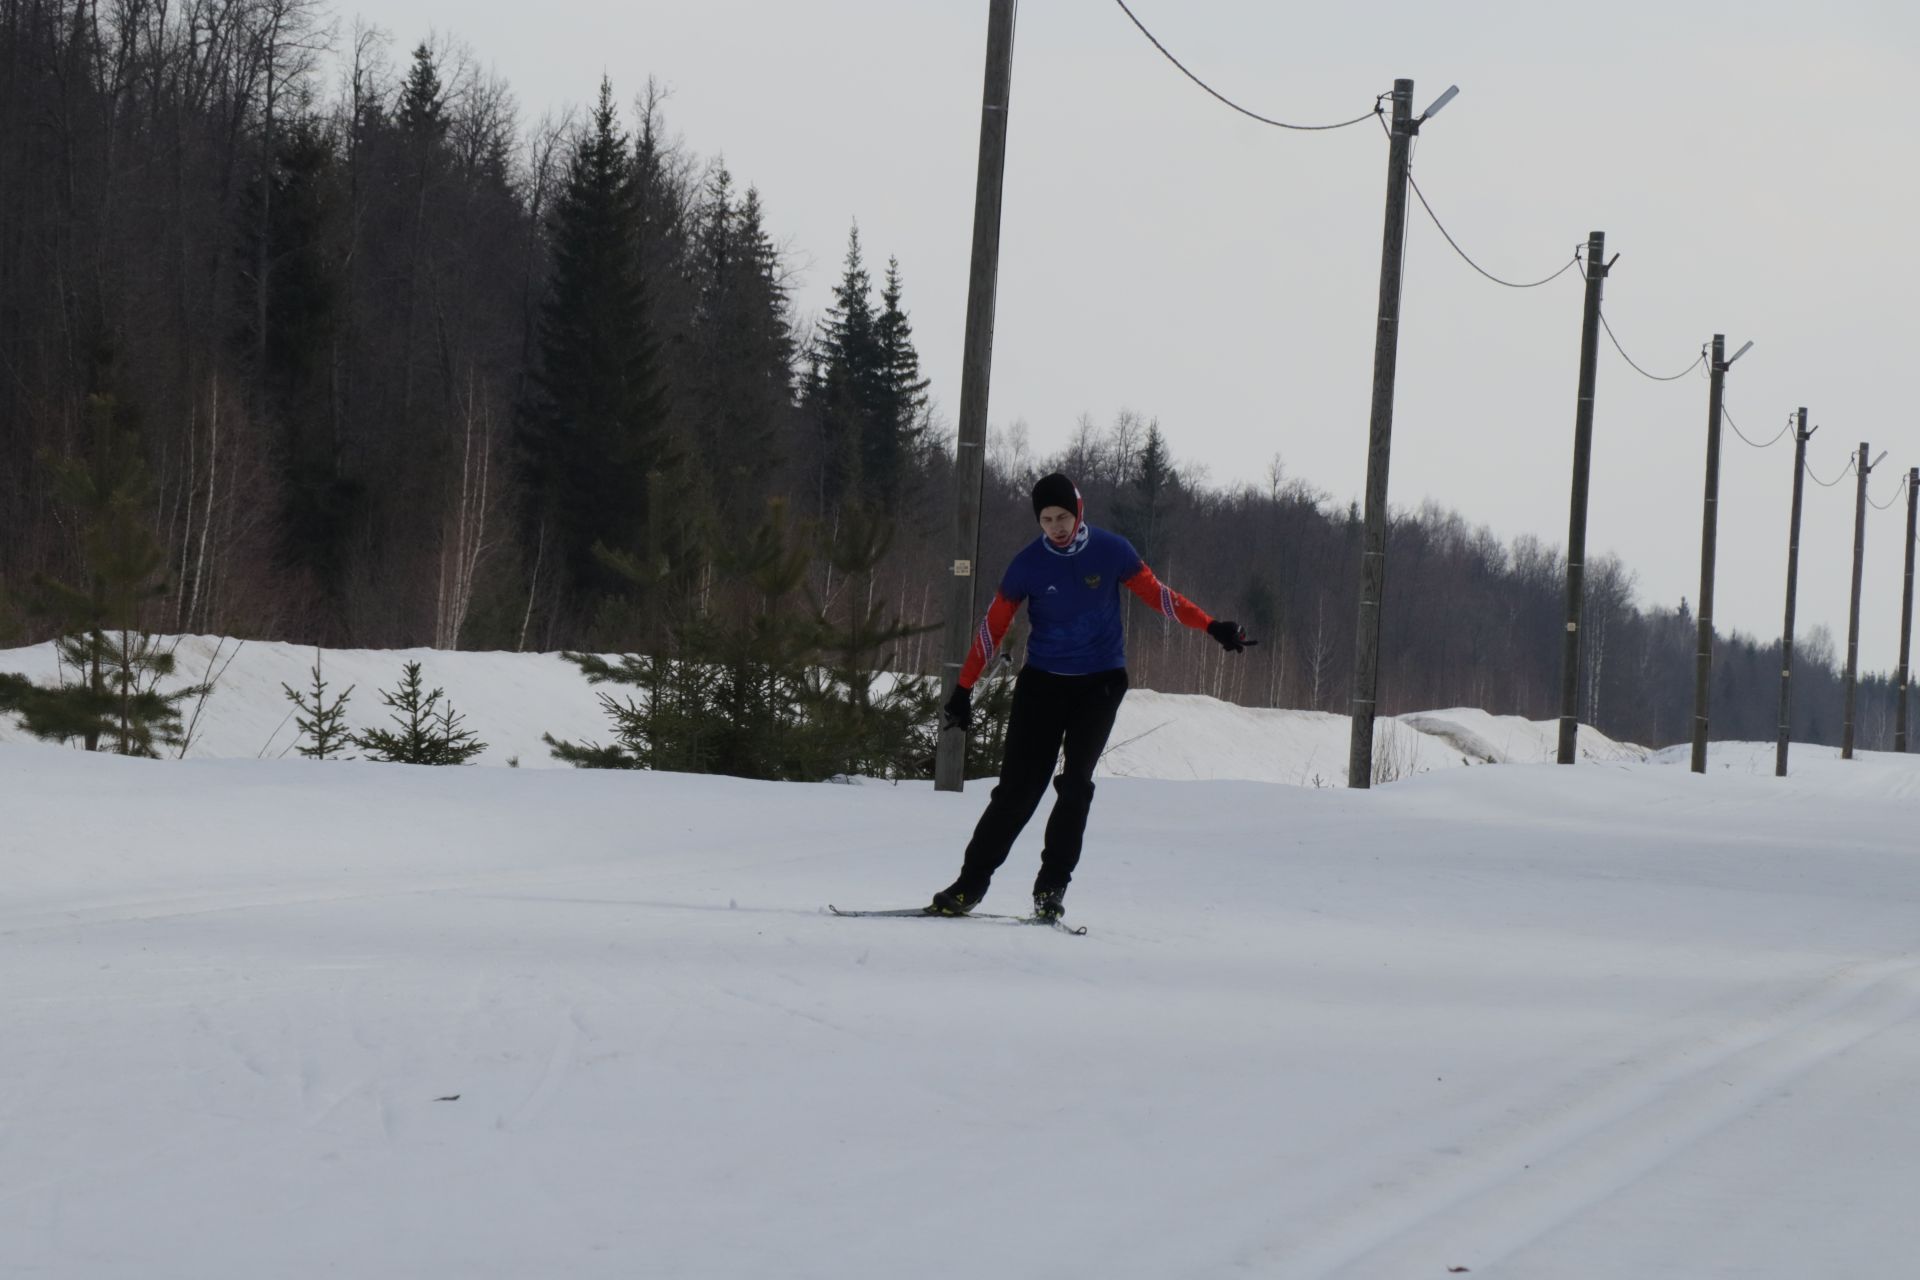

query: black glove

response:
[1207,619,1255,653]
[942,684,973,732]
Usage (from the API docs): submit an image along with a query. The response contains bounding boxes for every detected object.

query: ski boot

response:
[928,884,980,916]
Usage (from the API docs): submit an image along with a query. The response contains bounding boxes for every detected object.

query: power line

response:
[1722,405,1791,449]
[1869,469,1910,511]
[1806,456,1856,488]
[1112,0,1380,131]
[1406,175,1581,289]
[1375,109,1578,289]
[1597,307,1706,382]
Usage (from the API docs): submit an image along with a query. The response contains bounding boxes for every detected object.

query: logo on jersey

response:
[1083,574,1102,589]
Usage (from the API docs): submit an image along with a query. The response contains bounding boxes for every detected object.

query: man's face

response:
[1039,505,1076,546]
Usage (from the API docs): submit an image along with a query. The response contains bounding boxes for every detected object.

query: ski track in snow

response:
[1246,952,1920,1277]
[498,1009,582,1133]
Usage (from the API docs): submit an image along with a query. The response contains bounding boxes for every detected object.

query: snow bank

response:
[1400,706,1645,765]
[0,636,1646,785]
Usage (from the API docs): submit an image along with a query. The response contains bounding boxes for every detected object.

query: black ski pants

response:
[956,665,1129,899]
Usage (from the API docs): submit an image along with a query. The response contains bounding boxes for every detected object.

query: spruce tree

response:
[808,224,880,509]
[248,117,354,606]
[802,504,938,779]
[685,171,797,528]
[10,395,209,756]
[964,655,1019,780]
[0,581,32,724]
[1114,422,1179,561]
[698,500,822,778]
[399,43,449,148]
[806,231,928,516]
[546,499,819,779]
[0,580,18,646]
[280,651,355,759]
[525,77,673,616]
[354,661,485,764]
[0,673,28,722]
[873,256,931,511]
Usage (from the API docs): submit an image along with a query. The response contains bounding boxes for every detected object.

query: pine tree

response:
[9,395,208,756]
[353,661,485,764]
[280,650,355,759]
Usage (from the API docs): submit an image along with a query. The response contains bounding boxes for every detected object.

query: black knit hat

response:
[1031,472,1080,521]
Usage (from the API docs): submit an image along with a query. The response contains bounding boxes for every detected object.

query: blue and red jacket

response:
[957,507,1213,688]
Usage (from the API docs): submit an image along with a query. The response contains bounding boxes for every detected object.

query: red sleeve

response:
[957,590,1021,689]
[1124,562,1213,631]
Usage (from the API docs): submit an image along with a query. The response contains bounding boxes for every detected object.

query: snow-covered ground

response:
[6,639,1918,1278]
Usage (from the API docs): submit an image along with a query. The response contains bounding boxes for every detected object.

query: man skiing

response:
[932,472,1254,922]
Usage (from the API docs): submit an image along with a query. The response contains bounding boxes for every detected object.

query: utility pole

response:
[1690,335,1751,774]
[1557,231,1610,764]
[1347,80,1460,788]
[1345,77,1416,791]
[1689,336,1726,774]
[1842,442,1881,760]
[1776,410,1813,777]
[935,0,1017,793]
[1898,466,1919,752]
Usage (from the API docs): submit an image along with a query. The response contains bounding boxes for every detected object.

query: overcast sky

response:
[357,0,1919,673]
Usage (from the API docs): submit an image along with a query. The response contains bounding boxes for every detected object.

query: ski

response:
[827,905,1088,936]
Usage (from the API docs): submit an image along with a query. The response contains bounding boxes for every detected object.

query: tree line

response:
[0,0,1902,768]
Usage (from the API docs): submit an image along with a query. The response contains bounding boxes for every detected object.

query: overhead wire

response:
[1370,108,1580,290]
[1112,0,1381,131]
[1597,310,1706,383]
[1406,177,1581,289]
[1805,456,1857,488]
[1868,469,1910,511]
[1722,405,1791,449]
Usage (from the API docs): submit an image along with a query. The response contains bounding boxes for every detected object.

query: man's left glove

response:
[942,684,973,732]
[1206,619,1256,653]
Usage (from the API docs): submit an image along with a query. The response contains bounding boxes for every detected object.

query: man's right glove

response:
[1206,619,1256,653]
[942,684,973,732]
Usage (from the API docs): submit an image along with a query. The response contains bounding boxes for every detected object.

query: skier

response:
[933,472,1254,922]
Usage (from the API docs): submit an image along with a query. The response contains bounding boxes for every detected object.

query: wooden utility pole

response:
[1776,410,1812,777]
[1843,442,1873,760]
[1690,335,1728,774]
[1346,78,1416,791]
[1557,231,1610,764]
[935,0,1017,793]
[1898,467,1919,752]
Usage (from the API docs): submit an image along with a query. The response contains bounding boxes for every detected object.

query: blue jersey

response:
[998,525,1145,675]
